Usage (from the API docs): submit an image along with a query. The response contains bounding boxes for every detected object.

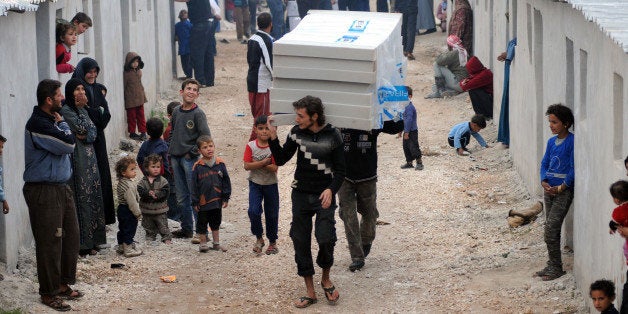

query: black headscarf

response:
[64,78,85,112]
[72,57,100,105]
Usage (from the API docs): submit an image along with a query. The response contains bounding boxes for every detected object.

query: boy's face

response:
[62,29,77,46]
[590,290,614,312]
[254,124,270,141]
[547,114,566,135]
[180,12,188,20]
[131,60,139,69]
[122,163,138,179]
[180,83,199,104]
[0,141,4,156]
[470,122,482,133]
[199,141,215,159]
[74,22,90,35]
[146,162,161,177]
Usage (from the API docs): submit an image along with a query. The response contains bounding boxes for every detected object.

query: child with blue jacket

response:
[448,114,489,155]
[399,86,424,170]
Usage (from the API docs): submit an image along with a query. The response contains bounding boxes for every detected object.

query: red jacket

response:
[459,56,493,94]
[55,43,73,73]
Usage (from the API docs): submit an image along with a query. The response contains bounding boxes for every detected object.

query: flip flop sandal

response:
[58,288,84,300]
[294,296,317,308]
[265,244,278,255]
[42,296,71,311]
[321,284,339,305]
[253,241,265,254]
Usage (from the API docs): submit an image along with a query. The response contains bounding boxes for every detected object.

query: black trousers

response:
[403,130,422,162]
[469,88,494,119]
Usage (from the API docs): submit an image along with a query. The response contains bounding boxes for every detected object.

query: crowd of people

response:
[0,0,625,312]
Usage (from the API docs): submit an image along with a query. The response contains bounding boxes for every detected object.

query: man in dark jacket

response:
[338,120,403,272]
[269,96,345,308]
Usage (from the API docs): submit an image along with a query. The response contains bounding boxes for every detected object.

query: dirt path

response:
[0,27,588,313]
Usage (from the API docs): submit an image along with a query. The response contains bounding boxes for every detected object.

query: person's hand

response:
[396,132,402,139]
[267,115,278,140]
[194,205,199,212]
[319,189,332,209]
[53,112,63,123]
[618,226,628,239]
[2,200,9,214]
[76,93,88,107]
[149,190,157,199]
[497,52,507,62]
[75,133,87,140]
[541,181,551,192]
[214,14,222,21]
[457,148,466,156]
[263,157,272,166]
[223,201,229,208]
[610,228,616,235]
[403,133,409,140]
[69,65,75,73]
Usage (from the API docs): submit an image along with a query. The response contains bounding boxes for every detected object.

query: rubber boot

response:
[123,243,142,257]
[425,77,446,99]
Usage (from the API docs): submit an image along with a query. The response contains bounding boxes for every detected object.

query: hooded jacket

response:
[459,56,493,94]
[123,52,148,109]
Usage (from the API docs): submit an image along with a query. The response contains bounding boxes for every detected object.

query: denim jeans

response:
[248,181,280,242]
[171,155,197,234]
[116,204,138,245]
[189,20,216,86]
[267,0,285,40]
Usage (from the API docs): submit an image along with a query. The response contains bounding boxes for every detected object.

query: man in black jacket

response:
[338,120,403,272]
[269,96,345,308]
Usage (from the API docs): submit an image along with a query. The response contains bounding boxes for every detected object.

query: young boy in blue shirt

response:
[447,114,489,155]
[400,86,424,170]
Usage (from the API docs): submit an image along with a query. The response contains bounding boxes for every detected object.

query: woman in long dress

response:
[60,78,106,256]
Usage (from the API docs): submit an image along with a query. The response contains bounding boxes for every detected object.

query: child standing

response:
[55,23,77,73]
[243,115,279,255]
[535,103,574,281]
[447,114,489,155]
[175,10,193,79]
[137,117,170,177]
[138,154,172,244]
[399,86,424,170]
[590,280,619,314]
[115,157,143,257]
[0,135,9,215]
[123,52,148,141]
[192,136,231,252]
[608,180,628,313]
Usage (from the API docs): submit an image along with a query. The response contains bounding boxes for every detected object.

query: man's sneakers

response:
[349,260,365,272]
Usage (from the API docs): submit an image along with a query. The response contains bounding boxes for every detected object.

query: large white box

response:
[271,10,408,130]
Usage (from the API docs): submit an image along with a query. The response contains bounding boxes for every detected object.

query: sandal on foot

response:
[210,243,227,252]
[294,296,317,308]
[42,296,71,312]
[253,240,265,254]
[541,270,566,281]
[265,244,278,255]
[321,283,339,305]
[58,287,84,300]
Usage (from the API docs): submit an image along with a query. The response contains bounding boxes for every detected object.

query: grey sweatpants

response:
[434,63,463,92]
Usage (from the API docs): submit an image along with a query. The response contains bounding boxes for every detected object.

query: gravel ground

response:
[0,25,588,313]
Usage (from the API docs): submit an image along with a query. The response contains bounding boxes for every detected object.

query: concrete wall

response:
[0,0,177,270]
[474,0,628,309]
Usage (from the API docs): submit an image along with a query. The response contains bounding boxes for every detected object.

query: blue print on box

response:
[337,35,359,43]
[377,85,409,104]
[349,20,369,32]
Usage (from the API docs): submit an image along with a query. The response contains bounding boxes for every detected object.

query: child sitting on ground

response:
[447,114,489,156]
[0,134,9,215]
[192,136,231,252]
[55,22,77,73]
[399,86,424,170]
[243,115,280,255]
[137,154,172,244]
[123,52,148,141]
[115,157,143,257]
[590,279,619,313]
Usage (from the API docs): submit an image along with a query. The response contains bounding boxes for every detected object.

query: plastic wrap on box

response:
[271,10,408,130]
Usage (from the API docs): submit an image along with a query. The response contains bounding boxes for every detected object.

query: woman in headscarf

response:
[425,35,469,99]
[449,0,473,56]
[60,78,106,257]
[73,58,115,227]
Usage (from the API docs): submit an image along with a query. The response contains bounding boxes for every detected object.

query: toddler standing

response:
[55,23,77,73]
[115,157,143,257]
[123,52,148,141]
[243,115,280,255]
[399,86,424,170]
[192,136,231,252]
[137,154,172,244]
